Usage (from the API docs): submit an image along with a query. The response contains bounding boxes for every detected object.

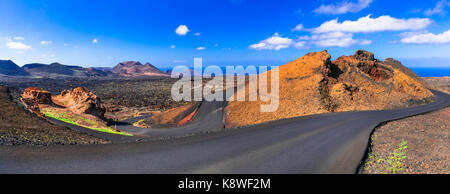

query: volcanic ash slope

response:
[225,50,434,128]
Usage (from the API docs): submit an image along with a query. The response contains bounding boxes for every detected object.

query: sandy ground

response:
[361,77,449,174]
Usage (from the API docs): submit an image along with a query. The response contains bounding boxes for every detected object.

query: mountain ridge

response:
[0,60,30,76]
[111,61,168,77]
[0,60,168,78]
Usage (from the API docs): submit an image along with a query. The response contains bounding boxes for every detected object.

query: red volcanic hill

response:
[111,61,169,77]
[225,50,434,127]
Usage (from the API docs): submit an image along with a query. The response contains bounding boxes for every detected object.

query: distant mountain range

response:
[0,60,169,78]
[0,60,30,76]
[22,62,109,77]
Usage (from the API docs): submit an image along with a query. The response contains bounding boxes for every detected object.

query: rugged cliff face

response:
[225,50,434,127]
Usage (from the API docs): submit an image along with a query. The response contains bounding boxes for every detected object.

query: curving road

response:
[0,90,449,174]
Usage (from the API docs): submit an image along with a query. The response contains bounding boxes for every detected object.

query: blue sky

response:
[1,0,450,68]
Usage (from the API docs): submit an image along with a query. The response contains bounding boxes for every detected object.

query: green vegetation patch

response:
[364,140,408,174]
[42,108,133,136]
[132,119,146,127]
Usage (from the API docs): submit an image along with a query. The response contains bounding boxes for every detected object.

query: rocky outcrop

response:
[22,87,53,104]
[383,58,431,88]
[53,87,106,118]
[329,50,432,112]
[21,87,53,118]
[22,87,106,119]
[225,50,434,127]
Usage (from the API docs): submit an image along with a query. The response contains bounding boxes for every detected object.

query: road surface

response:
[0,90,449,174]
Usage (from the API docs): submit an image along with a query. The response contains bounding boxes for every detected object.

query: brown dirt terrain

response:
[137,102,200,128]
[225,50,434,127]
[0,85,108,146]
[362,77,449,174]
[423,77,450,94]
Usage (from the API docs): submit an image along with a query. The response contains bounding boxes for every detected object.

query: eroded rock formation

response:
[21,87,53,117]
[53,87,106,118]
[22,87,106,119]
[22,87,53,104]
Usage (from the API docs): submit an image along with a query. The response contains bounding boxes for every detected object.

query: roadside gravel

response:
[361,78,449,174]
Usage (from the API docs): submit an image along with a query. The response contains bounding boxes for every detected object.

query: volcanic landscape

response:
[0,50,448,174]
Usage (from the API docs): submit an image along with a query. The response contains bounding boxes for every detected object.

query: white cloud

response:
[313,15,432,34]
[40,40,52,45]
[305,32,371,47]
[401,29,450,44]
[294,41,306,49]
[424,0,450,16]
[92,38,98,44]
[13,37,24,41]
[249,33,295,50]
[194,32,201,36]
[6,41,32,50]
[411,9,423,14]
[359,39,373,45]
[196,46,206,50]
[292,24,304,31]
[41,53,56,58]
[214,43,219,47]
[314,0,372,15]
[171,45,176,48]
[175,25,190,36]
[297,35,310,40]
[399,31,428,38]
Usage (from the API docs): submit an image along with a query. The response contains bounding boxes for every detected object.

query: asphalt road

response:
[115,100,226,140]
[0,90,449,174]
